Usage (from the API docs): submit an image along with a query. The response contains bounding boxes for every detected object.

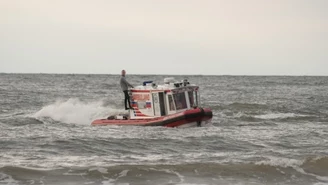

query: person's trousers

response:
[123,90,132,109]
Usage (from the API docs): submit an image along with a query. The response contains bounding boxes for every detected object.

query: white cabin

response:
[129,78,200,119]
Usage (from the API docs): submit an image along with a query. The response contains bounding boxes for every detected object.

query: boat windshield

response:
[188,91,198,107]
[168,95,175,111]
[173,92,187,110]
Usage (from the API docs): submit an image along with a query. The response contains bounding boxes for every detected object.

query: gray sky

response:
[1,0,327,75]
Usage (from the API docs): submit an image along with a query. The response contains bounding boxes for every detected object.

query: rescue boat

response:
[91,78,213,127]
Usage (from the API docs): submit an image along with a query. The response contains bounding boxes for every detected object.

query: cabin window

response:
[188,91,198,107]
[168,95,175,111]
[173,92,187,110]
[188,91,194,107]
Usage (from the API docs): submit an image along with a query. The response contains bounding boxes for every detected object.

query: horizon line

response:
[0,72,327,77]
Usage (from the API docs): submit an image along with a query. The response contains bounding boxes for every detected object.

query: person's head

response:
[121,70,126,76]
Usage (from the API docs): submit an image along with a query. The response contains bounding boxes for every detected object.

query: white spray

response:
[33,98,124,125]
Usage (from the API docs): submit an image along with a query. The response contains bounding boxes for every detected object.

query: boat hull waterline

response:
[91,108,213,127]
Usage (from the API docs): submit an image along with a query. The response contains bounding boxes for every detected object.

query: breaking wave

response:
[1,156,328,185]
[253,113,307,120]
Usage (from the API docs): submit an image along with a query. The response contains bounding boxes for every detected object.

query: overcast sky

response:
[1,0,327,75]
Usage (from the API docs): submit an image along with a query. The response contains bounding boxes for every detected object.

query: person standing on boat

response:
[120,70,134,110]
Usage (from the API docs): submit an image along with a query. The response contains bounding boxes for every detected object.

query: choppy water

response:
[0,73,328,185]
